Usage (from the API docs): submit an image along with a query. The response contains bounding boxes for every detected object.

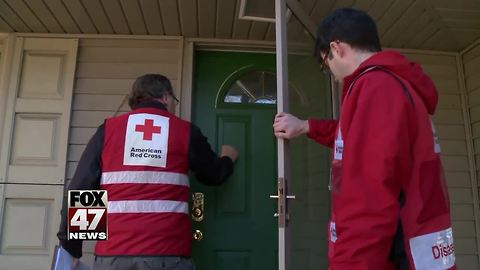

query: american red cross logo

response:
[135,119,161,140]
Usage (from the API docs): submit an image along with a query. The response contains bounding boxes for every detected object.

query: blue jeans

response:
[93,256,195,270]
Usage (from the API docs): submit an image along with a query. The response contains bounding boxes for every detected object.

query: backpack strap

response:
[346,65,415,109]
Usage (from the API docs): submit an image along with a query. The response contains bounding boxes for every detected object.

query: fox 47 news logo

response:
[68,190,108,240]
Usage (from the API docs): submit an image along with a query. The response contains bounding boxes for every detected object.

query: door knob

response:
[193,230,204,241]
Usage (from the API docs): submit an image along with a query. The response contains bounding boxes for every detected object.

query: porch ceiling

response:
[0,0,478,52]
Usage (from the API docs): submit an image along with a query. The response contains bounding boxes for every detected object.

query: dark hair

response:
[128,74,173,109]
[315,8,381,59]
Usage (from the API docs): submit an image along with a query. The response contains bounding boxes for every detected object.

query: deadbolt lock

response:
[192,192,204,222]
[192,207,203,218]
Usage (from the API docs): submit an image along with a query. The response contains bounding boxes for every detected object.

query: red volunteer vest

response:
[95,107,192,256]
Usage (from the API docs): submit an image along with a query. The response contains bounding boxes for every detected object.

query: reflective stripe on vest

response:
[108,200,189,214]
[102,171,189,214]
[101,171,189,186]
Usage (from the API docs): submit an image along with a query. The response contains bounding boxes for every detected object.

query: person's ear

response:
[154,96,168,105]
[330,41,344,58]
[161,95,169,103]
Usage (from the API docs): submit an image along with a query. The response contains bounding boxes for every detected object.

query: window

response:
[224,70,277,104]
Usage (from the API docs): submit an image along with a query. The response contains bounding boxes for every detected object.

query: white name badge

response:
[334,128,343,160]
[334,140,343,160]
[409,228,455,270]
[431,119,441,154]
[329,221,337,243]
[123,113,170,167]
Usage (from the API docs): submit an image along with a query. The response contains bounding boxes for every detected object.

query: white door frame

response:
[274,0,290,270]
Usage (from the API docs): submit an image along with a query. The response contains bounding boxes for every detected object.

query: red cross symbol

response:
[135,119,161,140]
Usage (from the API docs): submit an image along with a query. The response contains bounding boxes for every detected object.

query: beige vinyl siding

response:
[67,37,183,265]
[463,43,480,182]
[462,42,480,269]
[0,38,5,155]
[404,51,480,269]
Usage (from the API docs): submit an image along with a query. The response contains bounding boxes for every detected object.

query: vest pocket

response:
[417,157,449,224]
[330,160,343,193]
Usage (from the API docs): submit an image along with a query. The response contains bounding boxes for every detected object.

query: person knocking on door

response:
[58,74,239,270]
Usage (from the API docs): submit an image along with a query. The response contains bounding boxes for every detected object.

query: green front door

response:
[191,51,278,270]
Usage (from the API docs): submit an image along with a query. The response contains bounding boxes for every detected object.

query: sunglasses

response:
[171,94,180,104]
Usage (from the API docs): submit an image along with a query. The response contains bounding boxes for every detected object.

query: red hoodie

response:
[308,51,455,270]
